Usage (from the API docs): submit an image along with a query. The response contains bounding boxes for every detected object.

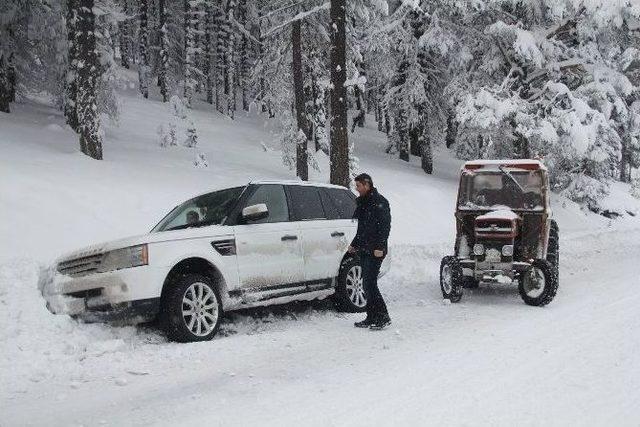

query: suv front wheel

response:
[160,274,223,342]
[333,257,367,312]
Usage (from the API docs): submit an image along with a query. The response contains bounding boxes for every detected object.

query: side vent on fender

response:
[211,239,237,256]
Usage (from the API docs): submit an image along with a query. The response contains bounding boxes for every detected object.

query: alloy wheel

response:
[181,282,219,337]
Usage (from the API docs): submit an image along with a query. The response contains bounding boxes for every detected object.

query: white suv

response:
[41,181,390,342]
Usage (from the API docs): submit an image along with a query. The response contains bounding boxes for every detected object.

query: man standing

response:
[348,173,392,330]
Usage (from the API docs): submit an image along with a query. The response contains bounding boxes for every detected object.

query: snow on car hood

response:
[475,209,520,221]
[56,225,234,263]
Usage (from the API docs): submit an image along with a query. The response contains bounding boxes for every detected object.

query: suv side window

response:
[326,188,356,219]
[287,186,326,221]
[243,184,289,223]
[319,189,340,220]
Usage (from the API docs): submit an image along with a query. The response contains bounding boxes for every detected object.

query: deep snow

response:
[1,80,640,426]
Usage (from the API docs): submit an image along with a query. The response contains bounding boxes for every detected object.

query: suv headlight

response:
[98,244,148,273]
[502,245,514,257]
[473,244,484,256]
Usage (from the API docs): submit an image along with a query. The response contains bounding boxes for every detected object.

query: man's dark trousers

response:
[361,253,389,321]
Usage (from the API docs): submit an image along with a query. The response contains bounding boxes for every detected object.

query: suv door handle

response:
[281,235,298,241]
[331,231,345,237]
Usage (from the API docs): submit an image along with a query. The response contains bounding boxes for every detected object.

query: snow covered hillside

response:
[2,87,640,426]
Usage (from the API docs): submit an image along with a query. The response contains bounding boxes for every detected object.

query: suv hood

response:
[56,225,234,263]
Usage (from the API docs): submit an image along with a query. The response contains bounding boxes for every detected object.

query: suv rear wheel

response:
[160,274,223,342]
[333,257,367,312]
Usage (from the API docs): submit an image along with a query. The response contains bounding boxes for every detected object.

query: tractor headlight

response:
[502,245,514,257]
[98,244,148,273]
[473,244,485,256]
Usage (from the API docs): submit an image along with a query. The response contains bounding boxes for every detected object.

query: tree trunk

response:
[445,109,457,148]
[215,3,225,113]
[64,0,79,131]
[329,0,350,187]
[225,0,237,119]
[384,108,391,135]
[119,0,130,68]
[158,0,169,102]
[354,85,365,128]
[304,44,327,154]
[183,0,194,106]
[0,54,11,113]
[7,52,16,103]
[292,20,309,181]
[204,0,214,105]
[75,0,103,160]
[238,0,249,112]
[138,0,150,98]
[421,135,433,174]
[396,110,409,162]
[620,133,629,183]
[409,124,421,156]
[372,87,379,125]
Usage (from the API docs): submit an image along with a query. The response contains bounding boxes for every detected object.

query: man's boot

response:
[354,317,375,328]
[369,316,391,330]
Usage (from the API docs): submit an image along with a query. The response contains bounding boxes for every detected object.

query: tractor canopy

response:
[457,159,549,213]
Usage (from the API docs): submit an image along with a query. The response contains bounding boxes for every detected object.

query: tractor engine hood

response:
[474,209,520,240]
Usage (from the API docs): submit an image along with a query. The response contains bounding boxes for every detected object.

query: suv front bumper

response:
[40,265,164,323]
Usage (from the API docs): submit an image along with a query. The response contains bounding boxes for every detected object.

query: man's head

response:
[354,173,374,196]
[186,210,200,225]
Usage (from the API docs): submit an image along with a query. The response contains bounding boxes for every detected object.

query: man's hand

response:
[348,246,356,254]
[373,249,384,258]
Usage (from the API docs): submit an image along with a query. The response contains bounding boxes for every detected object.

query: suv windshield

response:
[152,186,246,232]
[458,170,544,211]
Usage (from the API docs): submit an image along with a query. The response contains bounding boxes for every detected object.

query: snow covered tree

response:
[377,1,457,173]
[451,0,640,207]
[184,119,198,147]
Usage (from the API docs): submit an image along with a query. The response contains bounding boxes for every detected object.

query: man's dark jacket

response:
[351,188,391,256]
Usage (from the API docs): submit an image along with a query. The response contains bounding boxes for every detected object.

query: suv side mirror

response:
[242,203,269,222]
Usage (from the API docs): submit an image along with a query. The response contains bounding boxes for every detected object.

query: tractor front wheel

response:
[440,256,464,303]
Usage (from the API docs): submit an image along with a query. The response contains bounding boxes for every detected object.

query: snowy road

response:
[2,228,639,426]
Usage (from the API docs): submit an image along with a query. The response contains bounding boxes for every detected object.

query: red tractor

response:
[440,159,559,306]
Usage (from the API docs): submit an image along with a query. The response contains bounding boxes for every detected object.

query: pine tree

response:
[75,0,104,160]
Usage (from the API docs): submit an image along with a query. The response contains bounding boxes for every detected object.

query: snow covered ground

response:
[2,84,640,426]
